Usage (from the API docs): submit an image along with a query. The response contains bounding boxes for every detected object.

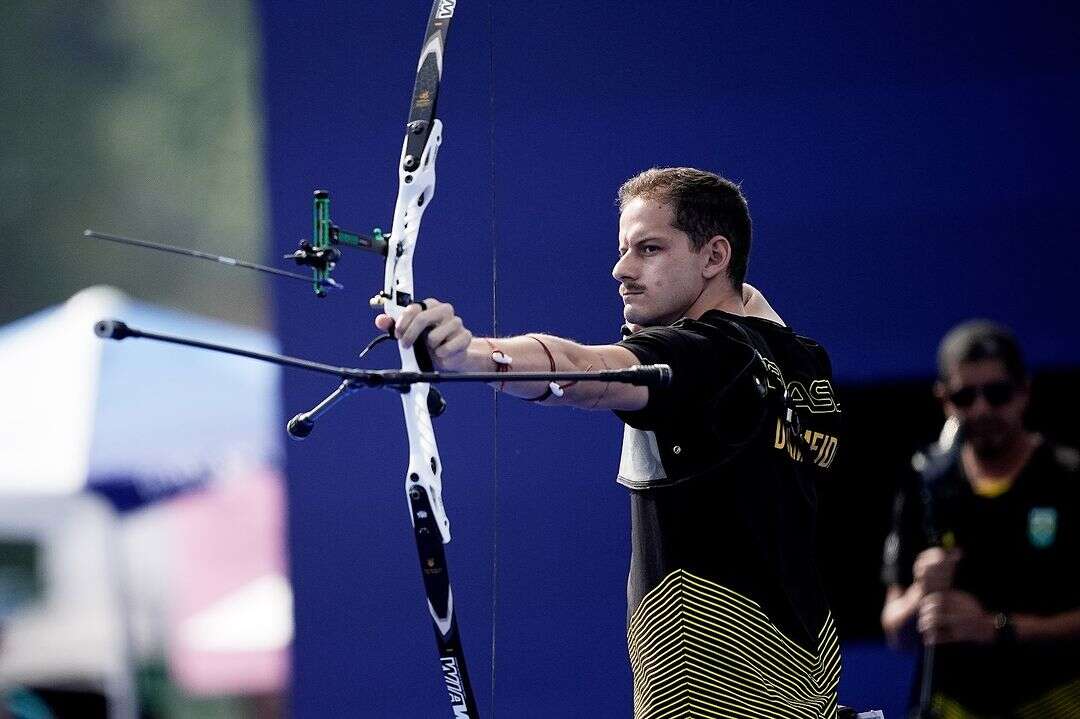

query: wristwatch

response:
[993,611,1016,645]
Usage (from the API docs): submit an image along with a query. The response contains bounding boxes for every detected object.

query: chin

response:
[969,434,1011,459]
[624,299,679,327]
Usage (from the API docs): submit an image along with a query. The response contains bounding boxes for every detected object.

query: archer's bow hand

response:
[375,298,474,371]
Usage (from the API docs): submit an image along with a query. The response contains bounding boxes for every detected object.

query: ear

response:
[701,234,732,280]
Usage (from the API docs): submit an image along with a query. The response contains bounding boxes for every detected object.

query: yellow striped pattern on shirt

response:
[628,569,841,719]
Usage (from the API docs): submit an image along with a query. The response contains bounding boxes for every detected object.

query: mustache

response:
[620,284,646,294]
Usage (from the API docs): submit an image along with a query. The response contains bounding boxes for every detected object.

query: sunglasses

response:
[947,380,1015,408]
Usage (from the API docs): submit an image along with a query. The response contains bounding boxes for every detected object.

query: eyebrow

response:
[620,235,669,250]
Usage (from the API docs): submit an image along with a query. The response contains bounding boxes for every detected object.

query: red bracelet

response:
[524,335,558,402]
[483,338,512,392]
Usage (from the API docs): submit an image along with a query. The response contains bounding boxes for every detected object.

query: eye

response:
[641,244,661,255]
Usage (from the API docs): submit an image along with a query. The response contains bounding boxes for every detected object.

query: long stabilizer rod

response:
[84,229,343,291]
[94,319,672,388]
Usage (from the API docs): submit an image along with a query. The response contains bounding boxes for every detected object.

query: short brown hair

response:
[617,167,752,288]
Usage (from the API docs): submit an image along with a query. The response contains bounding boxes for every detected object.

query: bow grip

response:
[413,328,447,417]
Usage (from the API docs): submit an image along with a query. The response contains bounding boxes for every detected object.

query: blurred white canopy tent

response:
[0,285,282,505]
[0,287,290,712]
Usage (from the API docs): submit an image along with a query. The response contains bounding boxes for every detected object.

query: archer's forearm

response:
[1014,607,1080,643]
[462,333,643,409]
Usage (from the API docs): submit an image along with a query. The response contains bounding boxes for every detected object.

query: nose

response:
[612,252,635,282]
[966,393,994,416]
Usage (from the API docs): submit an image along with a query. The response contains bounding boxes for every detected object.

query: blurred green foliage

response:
[0,0,268,328]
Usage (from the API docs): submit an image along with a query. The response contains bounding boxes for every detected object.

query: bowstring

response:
[487,0,500,713]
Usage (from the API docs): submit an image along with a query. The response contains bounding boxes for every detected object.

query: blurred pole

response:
[103,511,138,719]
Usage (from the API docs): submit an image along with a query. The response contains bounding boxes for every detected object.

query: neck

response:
[685,282,744,320]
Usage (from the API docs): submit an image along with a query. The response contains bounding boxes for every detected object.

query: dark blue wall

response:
[262,1,1080,716]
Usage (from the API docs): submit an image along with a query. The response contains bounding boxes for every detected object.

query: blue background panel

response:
[262,1,1079,716]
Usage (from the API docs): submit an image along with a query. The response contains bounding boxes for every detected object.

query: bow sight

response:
[286,190,389,297]
[87,190,393,298]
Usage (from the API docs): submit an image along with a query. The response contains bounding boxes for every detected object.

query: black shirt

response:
[883,439,1080,714]
[615,310,842,719]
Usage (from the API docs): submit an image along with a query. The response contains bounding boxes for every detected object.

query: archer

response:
[378,166,845,718]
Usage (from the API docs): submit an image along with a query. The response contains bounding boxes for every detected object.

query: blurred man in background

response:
[881,320,1080,717]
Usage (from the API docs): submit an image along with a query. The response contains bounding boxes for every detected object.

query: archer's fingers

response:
[394,302,433,345]
[425,314,465,348]
[374,314,394,332]
[390,303,422,340]
[399,302,454,348]
[432,326,473,362]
